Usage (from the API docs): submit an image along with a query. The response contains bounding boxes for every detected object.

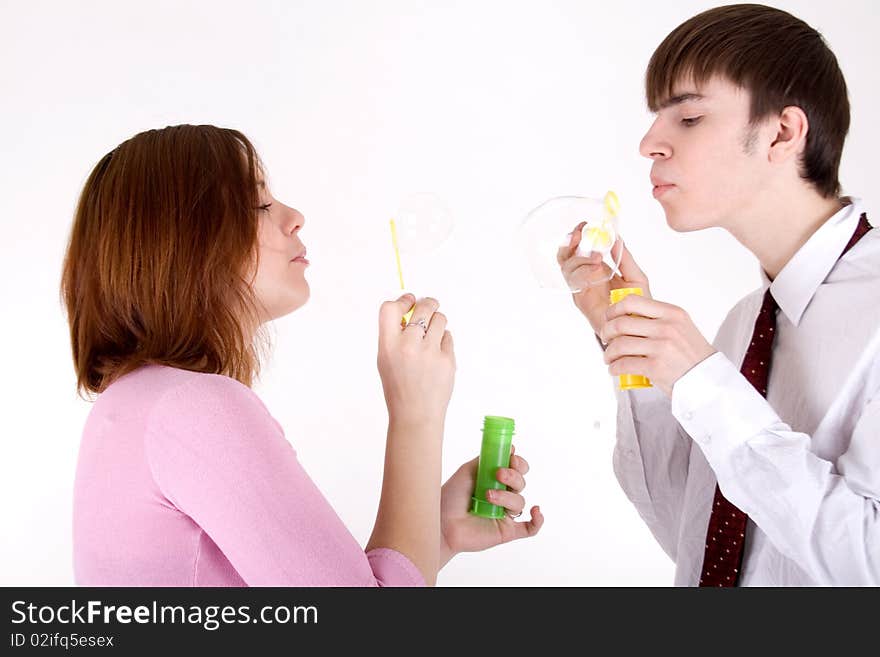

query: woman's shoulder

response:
[124,367,297,515]
[101,364,282,436]
[101,363,249,402]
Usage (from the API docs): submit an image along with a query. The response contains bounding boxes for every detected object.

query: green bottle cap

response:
[482,416,515,435]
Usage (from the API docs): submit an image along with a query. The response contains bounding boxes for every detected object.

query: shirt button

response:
[684,411,694,421]
[702,434,712,445]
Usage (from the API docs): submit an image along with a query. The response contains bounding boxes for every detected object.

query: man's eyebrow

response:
[658,93,705,109]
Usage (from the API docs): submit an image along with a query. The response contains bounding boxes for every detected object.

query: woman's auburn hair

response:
[61,124,271,398]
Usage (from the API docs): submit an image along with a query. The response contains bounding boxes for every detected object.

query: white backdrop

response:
[1,0,876,586]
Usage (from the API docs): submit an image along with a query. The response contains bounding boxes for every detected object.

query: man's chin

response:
[663,207,709,233]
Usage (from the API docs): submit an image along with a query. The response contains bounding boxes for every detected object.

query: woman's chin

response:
[283,289,311,316]
[258,291,310,323]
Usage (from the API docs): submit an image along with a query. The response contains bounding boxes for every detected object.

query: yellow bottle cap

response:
[619,374,653,390]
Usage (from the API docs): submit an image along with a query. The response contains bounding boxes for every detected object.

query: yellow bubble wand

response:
[581,190,623,278]
[389,218,415,325]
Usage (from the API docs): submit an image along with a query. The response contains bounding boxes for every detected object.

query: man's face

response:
[640,75,772,232]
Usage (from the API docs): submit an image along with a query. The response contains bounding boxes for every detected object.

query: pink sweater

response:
[73,364,424,587]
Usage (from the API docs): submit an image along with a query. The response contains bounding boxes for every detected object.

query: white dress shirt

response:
[612,198,880,585]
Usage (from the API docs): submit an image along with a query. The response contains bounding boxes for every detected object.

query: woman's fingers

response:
[496,467,526,493]
[425,311,447,346]
[402,297,440,342]
[509,506,544,540]
[379,293,416,338]
[499,446,529,492]
[495,445,542,541]
[485,488,524,515]
[509,451,530,476]
[441,329,454,356]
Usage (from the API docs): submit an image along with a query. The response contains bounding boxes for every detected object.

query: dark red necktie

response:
[699,213,872,587]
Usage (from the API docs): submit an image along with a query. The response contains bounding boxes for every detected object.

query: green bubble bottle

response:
[470,416,515,519]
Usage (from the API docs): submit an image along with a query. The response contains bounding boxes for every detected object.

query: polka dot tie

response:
[698,213,872,587]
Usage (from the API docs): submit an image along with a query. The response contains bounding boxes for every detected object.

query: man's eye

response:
[681,117,702,127]
[258,203,273,211]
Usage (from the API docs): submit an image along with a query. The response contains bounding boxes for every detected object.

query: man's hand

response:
[557,228,651,336]
[600,294,716,396]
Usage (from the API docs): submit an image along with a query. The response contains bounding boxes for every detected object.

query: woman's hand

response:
[439,445,543,567]
[368,293,456,585]
[377,293,456,426]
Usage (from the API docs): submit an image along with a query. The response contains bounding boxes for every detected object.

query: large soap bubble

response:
[388,192,454,325]
[519,191,623,293]
[392,192,454,256]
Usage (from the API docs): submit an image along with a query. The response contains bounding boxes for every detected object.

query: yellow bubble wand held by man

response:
[389,218,415,326]
[579,190,624,279]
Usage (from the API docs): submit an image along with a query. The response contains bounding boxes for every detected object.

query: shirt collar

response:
[760,197,865,327]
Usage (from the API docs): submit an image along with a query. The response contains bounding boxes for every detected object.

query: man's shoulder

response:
[720,287,765,328]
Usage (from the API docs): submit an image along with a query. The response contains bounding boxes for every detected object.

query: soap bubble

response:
[518,193,623,293]
[388,193,454,326]
[393,192,454,255]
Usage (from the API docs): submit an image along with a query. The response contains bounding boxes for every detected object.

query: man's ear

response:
[768,105,809,164]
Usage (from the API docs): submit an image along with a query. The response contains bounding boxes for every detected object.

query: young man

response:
[559,4,878,585]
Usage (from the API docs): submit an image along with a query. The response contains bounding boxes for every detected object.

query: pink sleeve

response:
[143,376,425,587]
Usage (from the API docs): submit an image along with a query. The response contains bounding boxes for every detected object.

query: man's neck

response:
[725,185,846,281]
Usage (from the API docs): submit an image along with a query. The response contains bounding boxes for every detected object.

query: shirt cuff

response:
[365,548,426,587]
[670,352,783,468]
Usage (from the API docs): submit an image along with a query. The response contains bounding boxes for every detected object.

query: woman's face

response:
[251,179,310,322]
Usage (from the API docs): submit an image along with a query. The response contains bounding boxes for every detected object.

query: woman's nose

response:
[284,208,305,235]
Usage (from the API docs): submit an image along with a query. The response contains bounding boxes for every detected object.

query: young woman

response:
[62,124,542,586]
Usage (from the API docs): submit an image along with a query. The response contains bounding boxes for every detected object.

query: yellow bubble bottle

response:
[609,287,653,390]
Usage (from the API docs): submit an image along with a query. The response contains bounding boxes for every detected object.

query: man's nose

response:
[639,120,671,160]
